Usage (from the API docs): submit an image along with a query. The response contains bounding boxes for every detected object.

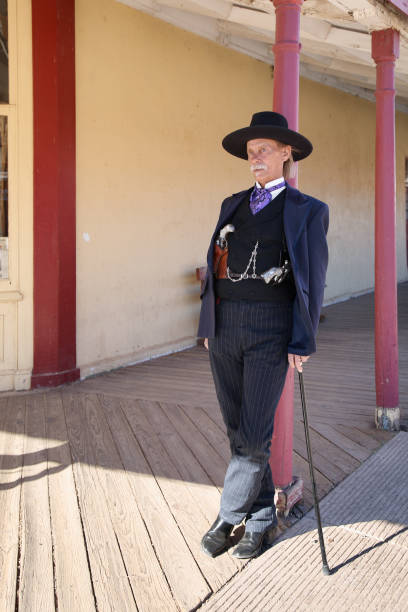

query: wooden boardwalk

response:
[0,284,407,611]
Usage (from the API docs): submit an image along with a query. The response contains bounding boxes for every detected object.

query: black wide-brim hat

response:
[222,111,313,162]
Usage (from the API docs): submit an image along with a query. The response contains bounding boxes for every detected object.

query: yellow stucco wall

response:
[76,0,408,376]
[300,78,408,303]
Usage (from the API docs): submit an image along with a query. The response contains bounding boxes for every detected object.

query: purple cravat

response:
[249,181,286,215]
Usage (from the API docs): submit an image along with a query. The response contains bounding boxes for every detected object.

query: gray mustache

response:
[250,164,267,172]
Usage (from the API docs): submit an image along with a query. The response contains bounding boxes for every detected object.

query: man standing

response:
[198,112,329,559]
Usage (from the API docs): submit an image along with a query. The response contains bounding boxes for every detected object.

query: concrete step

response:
[202,432,408,612]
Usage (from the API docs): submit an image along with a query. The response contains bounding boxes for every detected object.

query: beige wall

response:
[300,78,408,303]
[76,0,408,376]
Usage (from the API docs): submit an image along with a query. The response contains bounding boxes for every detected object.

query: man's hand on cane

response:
[206,342,310,374]
[288,352,310,373]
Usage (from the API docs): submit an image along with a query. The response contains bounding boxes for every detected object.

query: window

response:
[0,115,6,278]
[0,1,7,104]
[0,1,7,279]
[406,158,408,268]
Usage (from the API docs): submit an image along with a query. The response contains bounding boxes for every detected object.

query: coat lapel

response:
[215,188,252,233]
[215,183,312,249]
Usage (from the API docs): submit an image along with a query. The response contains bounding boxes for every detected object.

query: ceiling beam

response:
[325,25,371,50]
[325,0,408,41]
[155,0,232,19]
[231,0,274,12]
[302,0,355,21]
[217,20,275,44]
[227,4,275,30]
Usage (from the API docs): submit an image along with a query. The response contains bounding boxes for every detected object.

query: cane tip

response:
[322,564,330,576]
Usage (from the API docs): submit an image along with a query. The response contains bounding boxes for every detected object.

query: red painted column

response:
[31,0,79,388]
[272,0,302,155]
[269,0,303,489]
[371,29,400,430]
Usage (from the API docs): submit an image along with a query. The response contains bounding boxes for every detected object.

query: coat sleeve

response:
[307,203,329,338]
[287,202,329,356]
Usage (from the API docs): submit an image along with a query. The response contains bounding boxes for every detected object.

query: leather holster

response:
[213,243,228,280]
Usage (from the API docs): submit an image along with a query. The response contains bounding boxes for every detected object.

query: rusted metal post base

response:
[274,475,304,518]
[375,406,400,431]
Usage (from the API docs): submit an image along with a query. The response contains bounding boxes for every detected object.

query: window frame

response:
[0,0,17,287]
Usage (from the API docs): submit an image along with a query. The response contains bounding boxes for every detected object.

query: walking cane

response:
[298,370,330,576]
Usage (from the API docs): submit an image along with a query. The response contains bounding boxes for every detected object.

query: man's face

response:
[247,138,290,187]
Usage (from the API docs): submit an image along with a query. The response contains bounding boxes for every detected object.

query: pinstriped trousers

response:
[208,299,293,533]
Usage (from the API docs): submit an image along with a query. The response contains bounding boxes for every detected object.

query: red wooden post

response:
[270,369,294,488]
[269,0,303,494]
[371,29,400,430]
[31,0,79,388]
[272,0,303,154]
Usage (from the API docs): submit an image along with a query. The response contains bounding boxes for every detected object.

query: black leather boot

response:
[230,530,267,559]
[201,515,234,557]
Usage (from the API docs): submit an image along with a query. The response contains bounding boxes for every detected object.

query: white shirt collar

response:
[255,176,286,201]
[255,176,285,190]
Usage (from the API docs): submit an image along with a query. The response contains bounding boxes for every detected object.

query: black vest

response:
[215,189,296,302]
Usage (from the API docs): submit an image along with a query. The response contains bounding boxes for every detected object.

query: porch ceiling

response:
[117,0,408,110]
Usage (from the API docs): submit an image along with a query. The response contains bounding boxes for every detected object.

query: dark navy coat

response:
[197,183,329,356]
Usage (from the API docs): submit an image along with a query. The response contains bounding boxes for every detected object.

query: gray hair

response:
[276,141,300,180]
[284,153,299,180]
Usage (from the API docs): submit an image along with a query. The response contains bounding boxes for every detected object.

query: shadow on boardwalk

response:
[0,284,406,610]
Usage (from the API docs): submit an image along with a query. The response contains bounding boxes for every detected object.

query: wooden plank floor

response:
[0,284,407,611]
